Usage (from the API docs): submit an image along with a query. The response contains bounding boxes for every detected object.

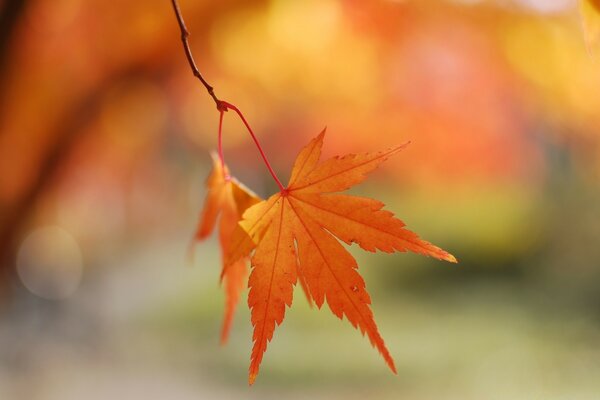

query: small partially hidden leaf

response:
[193,154,261,344]
[224,130,456,384]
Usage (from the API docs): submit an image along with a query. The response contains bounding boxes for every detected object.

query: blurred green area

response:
[1,0,600,398]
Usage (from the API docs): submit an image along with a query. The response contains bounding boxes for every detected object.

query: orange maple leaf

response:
[225,130,457,384]
[193,154,261,344]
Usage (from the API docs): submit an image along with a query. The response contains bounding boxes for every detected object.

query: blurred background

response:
[1,0,600,398]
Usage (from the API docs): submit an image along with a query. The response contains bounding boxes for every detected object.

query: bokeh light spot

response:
[16,226,84,300]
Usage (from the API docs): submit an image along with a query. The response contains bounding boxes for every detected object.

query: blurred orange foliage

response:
[1,0,599,289]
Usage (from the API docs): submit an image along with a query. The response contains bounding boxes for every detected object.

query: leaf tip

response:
[443,253,458,263]
[384,141,411,159]
[317,127,326,141]
[209,150,220,163]
[248,372,257,386]
[219,331,229,346]
[382,348,397,375]
[397,141,411,152]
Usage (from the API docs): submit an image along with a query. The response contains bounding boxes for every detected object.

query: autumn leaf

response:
[193,154,261,344]
[581,0,600,57]
[227,130,456,385]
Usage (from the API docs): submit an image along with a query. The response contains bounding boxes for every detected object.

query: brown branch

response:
[170,0,222,109]
[0,0,27,71]
[0,0,28,111]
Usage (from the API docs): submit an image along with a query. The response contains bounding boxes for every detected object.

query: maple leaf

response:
[193,154,261,344]
[226,130,457,384]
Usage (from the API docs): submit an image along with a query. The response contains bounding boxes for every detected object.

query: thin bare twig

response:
[170,0,222,109]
